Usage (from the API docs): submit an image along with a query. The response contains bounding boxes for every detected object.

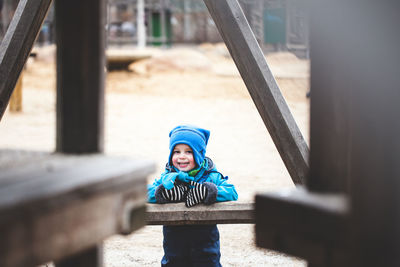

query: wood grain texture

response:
[310,1,400,266]
[255,189,349,265]
[55,0,106,153]
[0,150,155,267]
[0,151,154,212]
[146,202,254,225]
[0,0,52,120]
[203,0,309,185]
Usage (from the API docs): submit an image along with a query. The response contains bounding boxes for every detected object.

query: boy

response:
[148,125,238,267]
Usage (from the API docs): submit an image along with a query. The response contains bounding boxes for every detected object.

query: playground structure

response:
[0,0,399,267]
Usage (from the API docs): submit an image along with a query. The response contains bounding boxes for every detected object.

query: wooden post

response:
[256,0,400,266]
[9,71,23,112]
[54,0,106,265]
[332,1,400,266]
[55,0,106,153]
[204,0,309,185]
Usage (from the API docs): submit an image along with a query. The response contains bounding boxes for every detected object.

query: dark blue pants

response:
[161,225,222,267]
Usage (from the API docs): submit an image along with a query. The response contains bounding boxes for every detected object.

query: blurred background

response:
[1,0,309,58]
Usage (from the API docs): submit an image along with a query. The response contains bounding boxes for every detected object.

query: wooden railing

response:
[146,202,254,225]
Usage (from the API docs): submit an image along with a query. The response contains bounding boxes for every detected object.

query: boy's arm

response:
[147,177,162,203]
[207,171,238,202]
[148,170,175,203]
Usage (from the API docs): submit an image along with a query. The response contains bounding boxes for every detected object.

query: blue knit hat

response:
[168,125,210,168]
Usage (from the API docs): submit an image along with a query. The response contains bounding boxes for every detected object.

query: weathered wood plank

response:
[203,0,309,185]
[0,0,52,120]
[0,151,154,215]
[0,150,155,267]
[255,189,349,265]
[0,192,140,267]
[55,0,106,153]
[146,202,254,225]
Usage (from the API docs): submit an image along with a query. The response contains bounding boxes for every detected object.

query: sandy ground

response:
[0,44,310,266]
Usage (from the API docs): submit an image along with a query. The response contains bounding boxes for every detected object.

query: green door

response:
[151,11,172,46]
[152,12,162,46]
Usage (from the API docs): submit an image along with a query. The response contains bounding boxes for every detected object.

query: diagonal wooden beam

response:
[0,0,52,120]
[203,0,309,185]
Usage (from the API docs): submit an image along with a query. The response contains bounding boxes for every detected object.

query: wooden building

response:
[106,0,309,57]
[107,0,172,46]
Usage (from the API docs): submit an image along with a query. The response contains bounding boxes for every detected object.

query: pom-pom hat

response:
[168,125,210,168]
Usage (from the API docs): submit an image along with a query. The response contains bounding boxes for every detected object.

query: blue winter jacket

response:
[148,157,238,203]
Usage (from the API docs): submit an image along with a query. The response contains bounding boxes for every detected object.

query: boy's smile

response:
[171,144,196,172]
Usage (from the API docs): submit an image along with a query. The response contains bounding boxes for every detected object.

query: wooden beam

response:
[316,1,400,266]
[203,0,309,185]
[55,0,106,153]
[255,189,349,265]
[308,0,350,193]
[0,150,155,267]
[0,0,52,120]
[146,202,254,225]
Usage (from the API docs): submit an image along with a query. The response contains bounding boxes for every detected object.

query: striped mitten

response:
[185,181,208,208]
[161,181,188,202]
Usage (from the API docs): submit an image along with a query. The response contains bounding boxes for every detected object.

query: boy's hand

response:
[158,181,189,203]
[177,171,192,183]
[161,173,179,190]
[185,181,208,207]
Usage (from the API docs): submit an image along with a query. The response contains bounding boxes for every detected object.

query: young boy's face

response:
[171,144,196,172]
